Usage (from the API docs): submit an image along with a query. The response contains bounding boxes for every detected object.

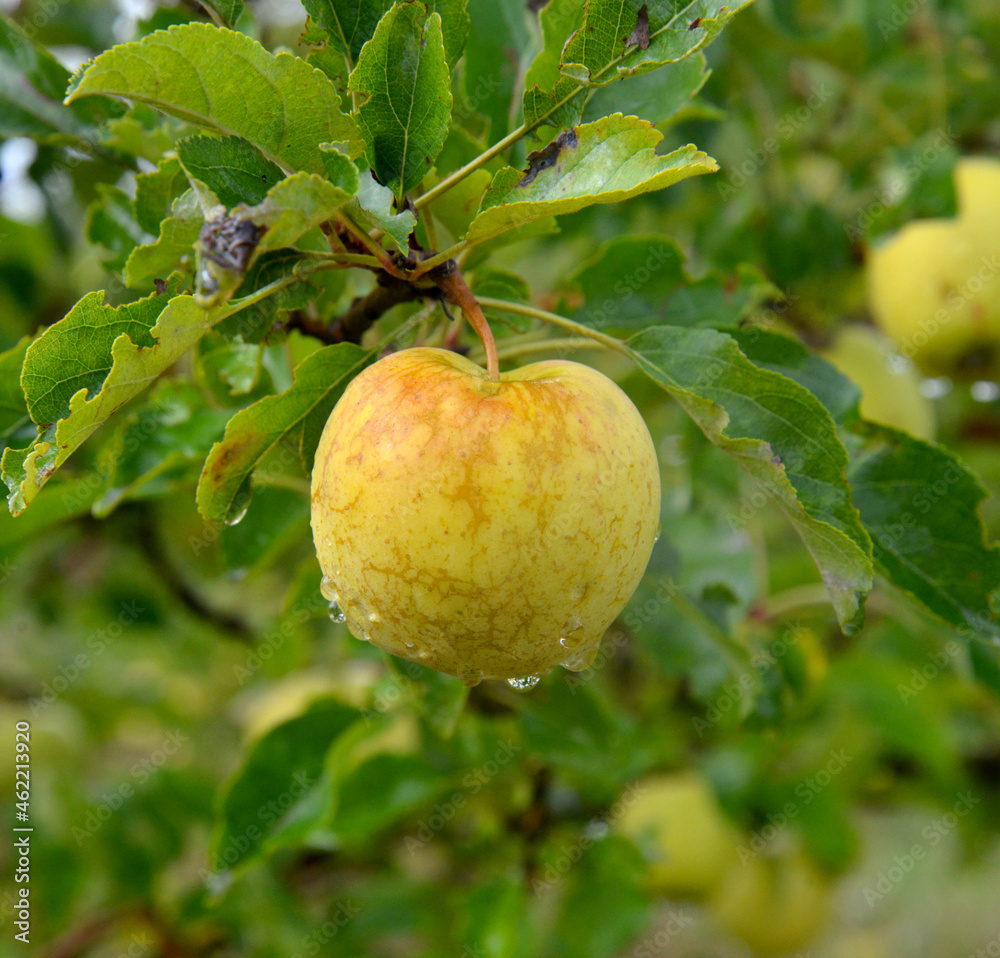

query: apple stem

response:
[432,266,500,381]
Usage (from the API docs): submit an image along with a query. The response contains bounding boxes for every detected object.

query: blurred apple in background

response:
[708,846,831,954]
[869,157,1000,374]
[617,771,738,897]
[822,325,935,439]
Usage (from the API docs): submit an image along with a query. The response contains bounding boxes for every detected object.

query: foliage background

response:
[1,0,1000,956]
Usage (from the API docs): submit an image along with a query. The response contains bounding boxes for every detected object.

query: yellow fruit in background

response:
[310,347,660,686]
[709,849,831,954]
[868,157,1000,372]
[617,771,737,896]
[821,326,935,440]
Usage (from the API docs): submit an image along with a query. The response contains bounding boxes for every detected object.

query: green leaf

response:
[627,325,874,632]
[847,425,1000,644]
[465,0,531,141]
[730,325,1000,640]
[220,485,310,574]
[91,380,230,517]
[523,677,655,788]
[472,269,533,332]
[133,156,189,235]
[306,0,469,70]
[551,838,649,958]
[582,50,710,125]
[385,657,469,738]
[466,115,717,245]
[0,13,123,140]
[658,264,780,330]
[196,342,373,524]
[727,325,861,426]
[569,235,686,329]
[195,334,266,403]
[177,135,285,208]
[522,0,753,129]
[86,185,146,272]
[348,2,453,199]
[125,191,203,289]
[244,170,359,257]
[326,753,452,845]
[459,876,529,958]
[213,251,314,344]
[66,23,360,173]
[344,169,417,251]
[302,0,394,69]
[2,276,258,515]
[211,697,363,875]
[0,337,30,445]
[521,0,585,132]
[201,0,244,28]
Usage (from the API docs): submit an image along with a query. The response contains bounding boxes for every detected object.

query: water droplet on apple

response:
[561,644,599,672]
[404,642,415,650]
[320,576,338,602]
[654,521,661,544]
[367,611,381,623]
[559,615,585,650]
[327,603,346,624]
[359,631,372,642]
[506,675,541,691]
[459,669,483,687]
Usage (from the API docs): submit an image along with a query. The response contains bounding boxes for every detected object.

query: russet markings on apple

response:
[310,339,660,687]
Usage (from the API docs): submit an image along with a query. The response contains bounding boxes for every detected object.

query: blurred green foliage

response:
[2,1,1000,956]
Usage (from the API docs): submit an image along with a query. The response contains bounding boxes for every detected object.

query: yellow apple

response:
[617,771,738,897]
[310,347,660,686]
[868,157,1000,372]
[821,326,935,440]
[708,848,831,954]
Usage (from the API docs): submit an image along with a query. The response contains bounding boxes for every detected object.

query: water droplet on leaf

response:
[224,501,249,526]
